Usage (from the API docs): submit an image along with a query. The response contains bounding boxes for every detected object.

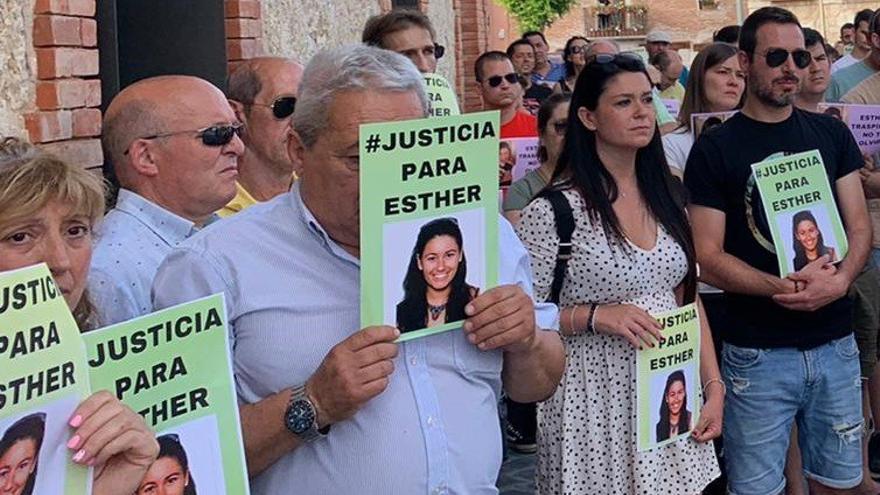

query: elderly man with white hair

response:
[152,44,564,494]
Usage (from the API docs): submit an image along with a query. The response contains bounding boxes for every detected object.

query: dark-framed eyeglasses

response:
[484,72,519,87]
[434,43,446,59]
[124,123,244,154]
[250,95,297,120]
[757,48,812,69]
[569,45,587,55]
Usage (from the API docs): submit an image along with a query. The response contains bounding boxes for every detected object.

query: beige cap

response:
[646,30,672,43]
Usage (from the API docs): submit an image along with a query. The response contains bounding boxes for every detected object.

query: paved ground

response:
[497,451,536,495]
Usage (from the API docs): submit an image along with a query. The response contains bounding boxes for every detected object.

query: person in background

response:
[0,137,159,495]
[503,93,571,225]
[475,51,539,138]
[794,28,831,112]
[508,39,552,115]
[524,31,566,86]
[651,49,687,102]
[647,30,690,86]
[553,36,589,94]
[836,22,856,56]
[222,57,303,217]
[713,25,740,45]
[151,44,564,495]
[90,76,243,325]
[685,7,873,494]
[519,53,722,494]
[827,9,880,102]
[362,9,444,74]
[662,42,744,174]
[833,10,874,73]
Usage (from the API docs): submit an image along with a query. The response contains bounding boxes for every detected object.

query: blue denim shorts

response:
[722,334,863,495]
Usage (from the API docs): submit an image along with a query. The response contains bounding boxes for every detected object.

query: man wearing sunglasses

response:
[362,9,444,75]
[90,75,243,325]
[828,9,880,103]
[223,57,303,217]
[475,51,538,139]
[686,7,872,495]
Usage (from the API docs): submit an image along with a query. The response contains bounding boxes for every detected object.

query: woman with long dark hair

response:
[656,370,692,442]
[0,413,45,495]
[516,54,724,493]
[553,36,590,95]
[136,434,196,495]
[396,218,478,333]
[792,210,837,271]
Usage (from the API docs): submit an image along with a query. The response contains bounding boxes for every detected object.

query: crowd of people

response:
[3,4,880,495]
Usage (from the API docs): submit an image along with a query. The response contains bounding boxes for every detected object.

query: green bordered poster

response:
[751,149,848,277]
[82,294,249,495]
[424,73,461,118]
[0,263,91,494]
[636,303,701,452]
[360,111,500,342]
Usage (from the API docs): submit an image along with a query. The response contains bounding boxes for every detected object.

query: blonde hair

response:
[0,137,106,329]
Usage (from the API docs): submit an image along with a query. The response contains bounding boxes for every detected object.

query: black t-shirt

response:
[684,108,862,349]
[523,84,553,115]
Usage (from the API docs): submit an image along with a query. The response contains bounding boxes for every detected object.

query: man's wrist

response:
[303,381,328,429]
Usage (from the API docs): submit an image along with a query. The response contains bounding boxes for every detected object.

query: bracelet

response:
[569,305,579,336]
[588,303,599,333]
[702,378,726,397]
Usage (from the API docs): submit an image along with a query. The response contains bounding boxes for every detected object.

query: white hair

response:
[293,44,429,148]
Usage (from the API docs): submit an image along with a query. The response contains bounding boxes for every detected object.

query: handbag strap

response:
[545,190,575,304]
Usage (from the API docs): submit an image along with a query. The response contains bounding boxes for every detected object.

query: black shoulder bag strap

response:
[544,190,575,304]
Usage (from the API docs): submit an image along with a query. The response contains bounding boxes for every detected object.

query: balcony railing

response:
[585,4,649,38]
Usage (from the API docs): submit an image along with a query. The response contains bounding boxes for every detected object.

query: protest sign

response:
[690,111,737,139]
[499,137,540,187]
[83,294,249,495]
[0,264,91,494]
[425,73,461,118]
[752,149,848,277]
[636,303,701,452]
[360,111,500,342]
[817,103,880,154]
[661,99,681,120]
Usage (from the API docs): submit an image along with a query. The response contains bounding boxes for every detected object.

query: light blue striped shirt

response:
[90,189,208,325]
[152,183,557,495]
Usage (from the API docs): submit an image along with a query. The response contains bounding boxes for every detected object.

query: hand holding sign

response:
[463,285,536,353]
[307,326,399,426]
[773,255,846,311]
[68,390,159,495]
[691,390,723,443]
[594,304,663,350]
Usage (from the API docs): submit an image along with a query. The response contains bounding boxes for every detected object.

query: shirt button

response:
[426,416,435,427]
[410,357,417,366]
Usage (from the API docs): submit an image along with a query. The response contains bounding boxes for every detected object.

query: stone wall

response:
[748,0,876,45]
[0,1,36,138]
[426,0,458,83]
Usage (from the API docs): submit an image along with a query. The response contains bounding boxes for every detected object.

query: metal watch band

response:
[288,385,323,443]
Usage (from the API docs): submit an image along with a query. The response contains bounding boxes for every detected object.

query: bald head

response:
[586,40,619,60]
[103,75,228,185]
[226,57,303,105]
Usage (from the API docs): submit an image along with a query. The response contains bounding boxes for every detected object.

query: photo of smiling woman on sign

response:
[136,434,197,495]
[791,209,837,271]
[396,217,479,333]
[0,413,45,495]
[655,371,692,443]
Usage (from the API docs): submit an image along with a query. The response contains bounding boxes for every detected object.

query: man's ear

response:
[288,129,306,175]
[229,99,247,124]
[738,50,752,74]
[127,139,160,178]
[577,106,598,132]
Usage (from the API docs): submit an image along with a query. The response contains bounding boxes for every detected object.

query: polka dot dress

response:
[516,189,720,495]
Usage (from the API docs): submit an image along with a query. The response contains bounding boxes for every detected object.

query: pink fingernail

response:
[72,449,86,463]
[69,415,83,427]
[67,435,80,449]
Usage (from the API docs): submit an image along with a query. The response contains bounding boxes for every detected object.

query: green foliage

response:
[497,0,579,32]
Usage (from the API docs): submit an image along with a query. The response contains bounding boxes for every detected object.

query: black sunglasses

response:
[434,43,446,59]
[126,123,244,154]
[250,95,296,119]
[552,121,567,135]
[758,48,812,69]
[485,73,519,87]
[591,52,646,66]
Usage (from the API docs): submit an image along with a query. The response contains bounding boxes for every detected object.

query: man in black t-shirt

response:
[685,7,872,495]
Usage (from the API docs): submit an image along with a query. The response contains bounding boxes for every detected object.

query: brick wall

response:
[26,0,102,169]
[226,0,263,71]
[454,0,490,112]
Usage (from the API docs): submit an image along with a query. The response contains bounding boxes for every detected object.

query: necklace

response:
[428,303,446,321]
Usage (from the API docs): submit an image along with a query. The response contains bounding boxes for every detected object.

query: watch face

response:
[286,399,316,435]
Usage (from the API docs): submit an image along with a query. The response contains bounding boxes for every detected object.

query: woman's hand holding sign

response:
[593,304,664,350]
[773,255,846,311]
[68,390,159,495]
[692,386,723,443]
[307,325,400,426]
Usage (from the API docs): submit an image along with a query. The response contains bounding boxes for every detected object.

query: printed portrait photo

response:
[0,394,78,495]
[384,209,486,335]
[691,111,737,137]
[777,207,839,274]
[498,140,517,188]
[138,415,227,495]
[648,363,698,445]
[820,103,847,122]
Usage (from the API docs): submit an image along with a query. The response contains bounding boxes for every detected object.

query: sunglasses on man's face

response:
[485,73,519,88]
[126,123,244,154]
[251,96,297,120]
[758,48,812,69]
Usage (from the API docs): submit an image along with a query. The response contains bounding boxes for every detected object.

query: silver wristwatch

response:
[283,385,326,443]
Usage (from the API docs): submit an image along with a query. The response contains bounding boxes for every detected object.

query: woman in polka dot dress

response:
[516,54,724,494]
